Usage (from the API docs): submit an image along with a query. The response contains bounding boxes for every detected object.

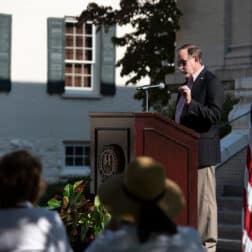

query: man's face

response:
[177,48,196,77]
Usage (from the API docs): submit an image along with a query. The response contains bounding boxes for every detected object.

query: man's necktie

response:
[175,76,193,123]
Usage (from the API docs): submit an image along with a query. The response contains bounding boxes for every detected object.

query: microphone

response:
[136,82,166,91]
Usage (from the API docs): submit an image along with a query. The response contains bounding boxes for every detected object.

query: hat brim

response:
[98,174,185,221]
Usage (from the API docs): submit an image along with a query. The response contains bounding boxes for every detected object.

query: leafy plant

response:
[39,177,90,206]
[47,180,110,251]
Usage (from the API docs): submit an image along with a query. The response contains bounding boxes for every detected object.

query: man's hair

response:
[178,43,202,63]
[0,150,42,208]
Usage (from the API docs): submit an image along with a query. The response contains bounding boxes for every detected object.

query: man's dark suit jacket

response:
[177,68,224,168]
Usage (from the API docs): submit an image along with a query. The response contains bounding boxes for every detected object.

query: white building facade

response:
[168,0,252,140]
[0,0,142,182]
[2,0,252,183]
[169,0,252,96]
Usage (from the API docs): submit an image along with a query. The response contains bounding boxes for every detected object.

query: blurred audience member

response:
[0,150,72,252]
[85,156,204,252]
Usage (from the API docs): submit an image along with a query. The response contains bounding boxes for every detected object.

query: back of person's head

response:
[98,156,185,242]
[0,150,44,208]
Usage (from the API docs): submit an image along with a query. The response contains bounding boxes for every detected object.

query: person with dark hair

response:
[0,150,72,252]
[85,156,204,252]
[175,43,224,252]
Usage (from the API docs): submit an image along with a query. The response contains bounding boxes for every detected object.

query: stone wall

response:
[0,137,63,183]
[216,147,246,197]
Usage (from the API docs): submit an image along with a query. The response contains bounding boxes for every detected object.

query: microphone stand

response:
[145,89,149,112]
[137,83,167,112]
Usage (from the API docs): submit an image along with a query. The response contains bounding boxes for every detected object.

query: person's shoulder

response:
[29,206,57,215]
[25,207,64,225]
[177,226,202,240]
[173,226,204,251]
[201,69,222,88]
[85,225,138,252]
[203,68,217,80]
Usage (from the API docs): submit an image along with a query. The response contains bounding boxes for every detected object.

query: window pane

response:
[76,146,83,155]
[76,49,83,60]
[74,64,82,74]
[75,157,84,166]
[66,23,74,33]
[65,64,72,74]
[83,64,91,74]
[65,49,74,59]
[66,157,74,166]
[76,25,83,34]
[66,36,73,47]
[84,157,90,166]
[76,36,83,47]
[85,23,92,34]
[85,37,92,48]
[85,146,90,155]
[65,76,72,87]
[84,76,91,87]
[84,50,92,61]
[74,76,82,87]
[66,146,73,155]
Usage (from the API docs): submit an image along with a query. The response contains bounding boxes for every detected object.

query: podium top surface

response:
[89,112,199,139]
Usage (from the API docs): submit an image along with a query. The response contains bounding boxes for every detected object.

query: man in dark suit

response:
[175,44,224,252]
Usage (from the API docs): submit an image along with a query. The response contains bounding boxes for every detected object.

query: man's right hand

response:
[178,85,192,104]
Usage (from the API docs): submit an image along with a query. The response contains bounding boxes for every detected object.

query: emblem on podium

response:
[100,144,125,181]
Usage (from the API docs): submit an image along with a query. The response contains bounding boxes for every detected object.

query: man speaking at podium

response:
[175,44,224,252]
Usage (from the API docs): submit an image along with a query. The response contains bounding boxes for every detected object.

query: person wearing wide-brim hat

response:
[85,156,204,252]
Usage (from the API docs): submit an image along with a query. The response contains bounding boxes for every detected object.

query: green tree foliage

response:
[79,0,182,110]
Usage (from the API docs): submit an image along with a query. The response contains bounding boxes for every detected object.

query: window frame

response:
[63,16,101,98]
[47,17,115,97]
[60,141,91,177]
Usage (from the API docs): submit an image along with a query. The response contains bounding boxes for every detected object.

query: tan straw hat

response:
[98,156,185,221]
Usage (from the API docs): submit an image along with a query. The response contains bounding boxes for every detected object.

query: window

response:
[61,142,91,177]
[65,17,94,90]
[47,17,116,96]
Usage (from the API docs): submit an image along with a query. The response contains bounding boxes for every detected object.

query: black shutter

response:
[250,104,252,125]
[47,18,65,94]
[0,14,11,92]
[100,25,116,96]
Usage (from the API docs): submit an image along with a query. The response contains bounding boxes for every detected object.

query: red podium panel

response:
[90,112,199,228]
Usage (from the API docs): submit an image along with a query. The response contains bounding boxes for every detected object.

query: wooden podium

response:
[90,112,199,227]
